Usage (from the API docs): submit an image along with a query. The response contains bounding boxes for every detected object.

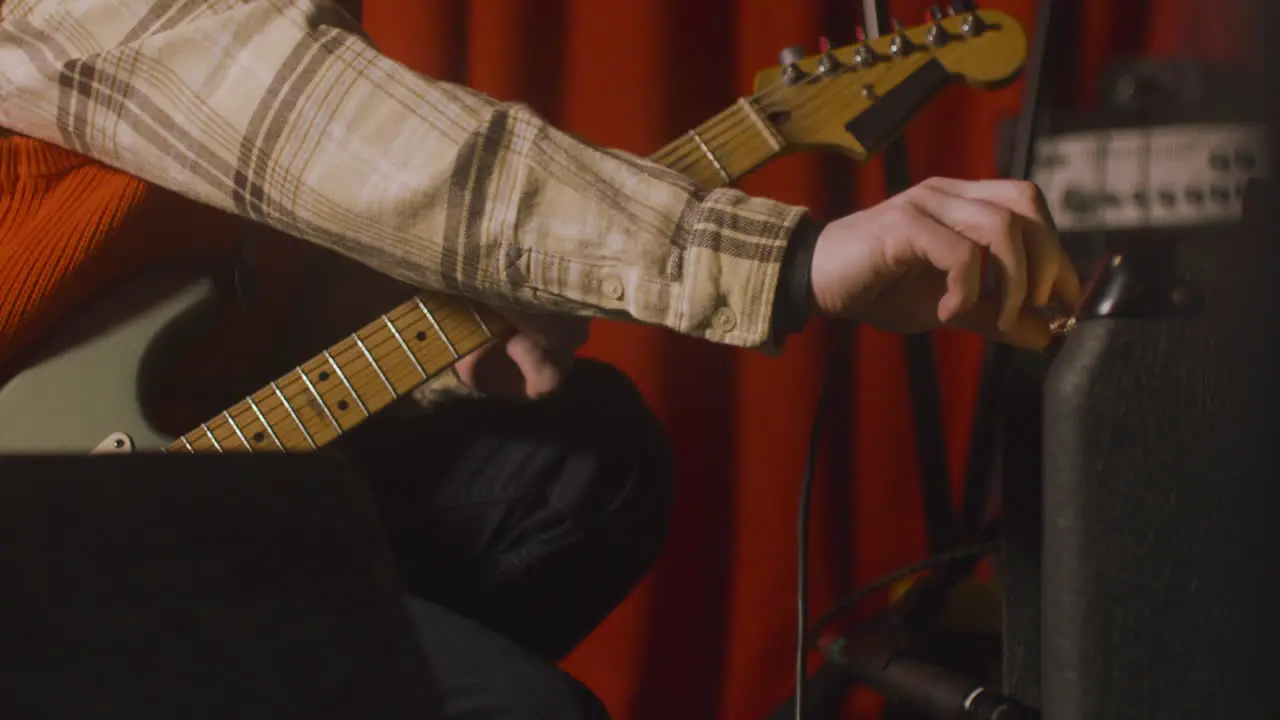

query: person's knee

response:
[404,598,611,719]
[552,360,676,568]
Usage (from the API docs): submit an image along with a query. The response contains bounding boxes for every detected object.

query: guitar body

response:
[0,273,213,454]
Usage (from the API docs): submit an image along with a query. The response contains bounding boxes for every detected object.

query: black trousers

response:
[340,360,675,719]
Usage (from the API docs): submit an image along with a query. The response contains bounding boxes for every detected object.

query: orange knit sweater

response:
[0,136,309,432]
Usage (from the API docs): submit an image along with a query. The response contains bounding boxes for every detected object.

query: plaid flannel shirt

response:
[0,0,808,348]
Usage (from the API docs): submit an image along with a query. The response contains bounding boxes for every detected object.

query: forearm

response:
[0,0,812,347]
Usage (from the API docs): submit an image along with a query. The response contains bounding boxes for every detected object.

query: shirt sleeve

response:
[0,0,809,348]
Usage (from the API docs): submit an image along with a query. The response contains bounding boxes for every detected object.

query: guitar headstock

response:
[751,5,1026,160]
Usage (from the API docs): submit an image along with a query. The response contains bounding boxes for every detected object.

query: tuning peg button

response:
[778,45,805,67]
[778,45,808,85]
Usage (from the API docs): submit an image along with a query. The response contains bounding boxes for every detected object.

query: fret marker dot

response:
[416,331,427,341]
[318,371,330,382]
[252,432,265,443]
[338,399,349,411]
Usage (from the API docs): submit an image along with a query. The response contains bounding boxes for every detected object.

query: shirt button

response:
[711,307,737,332]
[601,277,625,300]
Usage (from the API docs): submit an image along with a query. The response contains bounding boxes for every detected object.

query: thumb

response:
[452,341,527,399]
[504,332,572,398]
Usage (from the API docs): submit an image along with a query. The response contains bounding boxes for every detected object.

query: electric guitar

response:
[0,7,1027,455]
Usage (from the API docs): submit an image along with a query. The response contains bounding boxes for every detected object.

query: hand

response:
[809,177,1082,349]
[452,307,590,400]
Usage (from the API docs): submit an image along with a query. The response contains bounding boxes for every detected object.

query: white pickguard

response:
[0,274,214,454]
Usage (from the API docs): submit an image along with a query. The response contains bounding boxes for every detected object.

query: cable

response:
[782,513,1001,720]
[793,330,853,720]
[809,530,1001,646]
[791,328,999,719]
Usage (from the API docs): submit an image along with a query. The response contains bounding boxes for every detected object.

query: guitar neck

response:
[168,97,784,453]
[652,96,786,188]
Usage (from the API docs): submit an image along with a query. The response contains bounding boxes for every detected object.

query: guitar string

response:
[176,30,982,451]
[176,302,474,451]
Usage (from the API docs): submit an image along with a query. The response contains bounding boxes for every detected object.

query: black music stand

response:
[0,454,443,720]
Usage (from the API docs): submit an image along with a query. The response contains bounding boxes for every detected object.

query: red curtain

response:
[358,1,1252,717]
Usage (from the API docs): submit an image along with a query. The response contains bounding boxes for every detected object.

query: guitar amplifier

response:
[1001,57,1279,717]
[1037,176,1280,718]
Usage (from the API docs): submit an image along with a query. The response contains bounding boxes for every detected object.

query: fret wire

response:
[416,297,460,357]
[324,350,369,416]
[246,396,285,451]
[222,411,253,451]
[313,303,465,420]
[180,435,194,452]
[271,381,316,449]
[296,367,341,433]
[384,314,428,379]
[340,344,450,405]
[200,423,224,454]
[464,302,493,339]
[352,334,397,397]
[736,97,783,151]
[687,129,732,184]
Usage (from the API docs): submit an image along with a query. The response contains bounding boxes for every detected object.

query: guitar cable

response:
[791,329,1003,720]
[793,328,852,720]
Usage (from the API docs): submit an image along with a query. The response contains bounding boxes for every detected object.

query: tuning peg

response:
[816,35,842,74]
[851,27,876,68]
[925,5,951,46]
[959,9,987,36]
[851,25,876,67]
[888,19,916,56]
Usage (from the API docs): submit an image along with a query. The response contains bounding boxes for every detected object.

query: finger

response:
[908,188,1028,331]
[946,298,1053,350]
[894,207,984,323]
[493,307,591,350]
[922,177,1081,309]
[505,333,572,398]
[1052,254,1084,312]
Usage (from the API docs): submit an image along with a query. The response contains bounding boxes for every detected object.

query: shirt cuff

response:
[769,214,821,345]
